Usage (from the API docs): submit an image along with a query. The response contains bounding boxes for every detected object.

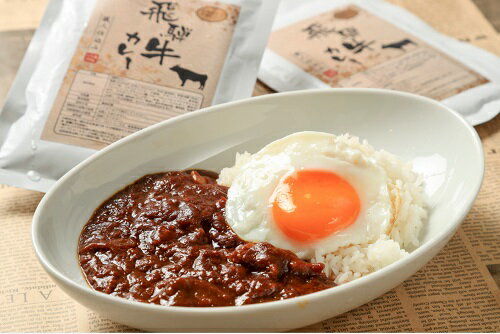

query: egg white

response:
[218,132,393,259]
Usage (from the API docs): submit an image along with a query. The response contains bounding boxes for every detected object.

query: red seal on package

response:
[84,52,99,63]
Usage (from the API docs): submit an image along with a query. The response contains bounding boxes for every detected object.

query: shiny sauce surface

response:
[78,171,335,307]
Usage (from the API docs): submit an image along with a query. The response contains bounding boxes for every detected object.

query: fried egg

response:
[217,131,394,259]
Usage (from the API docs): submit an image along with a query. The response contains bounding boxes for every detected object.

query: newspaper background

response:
[0,0,499,331]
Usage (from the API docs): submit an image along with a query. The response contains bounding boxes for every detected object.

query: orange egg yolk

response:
[271,169,361,243]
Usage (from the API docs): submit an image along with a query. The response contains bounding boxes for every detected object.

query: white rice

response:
[219,134,427,285]
[312,135,426,284]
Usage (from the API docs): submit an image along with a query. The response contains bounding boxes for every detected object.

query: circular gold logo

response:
[196,6,228,22]
[334,7,359,19]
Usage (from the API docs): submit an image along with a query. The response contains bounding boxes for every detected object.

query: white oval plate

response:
[32,89,483,331]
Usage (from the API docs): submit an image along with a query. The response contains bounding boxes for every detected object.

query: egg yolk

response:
[271,169,360,243]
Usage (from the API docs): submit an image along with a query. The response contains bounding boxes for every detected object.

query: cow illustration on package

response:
[170,65,208,90]
[381,38,417,51]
